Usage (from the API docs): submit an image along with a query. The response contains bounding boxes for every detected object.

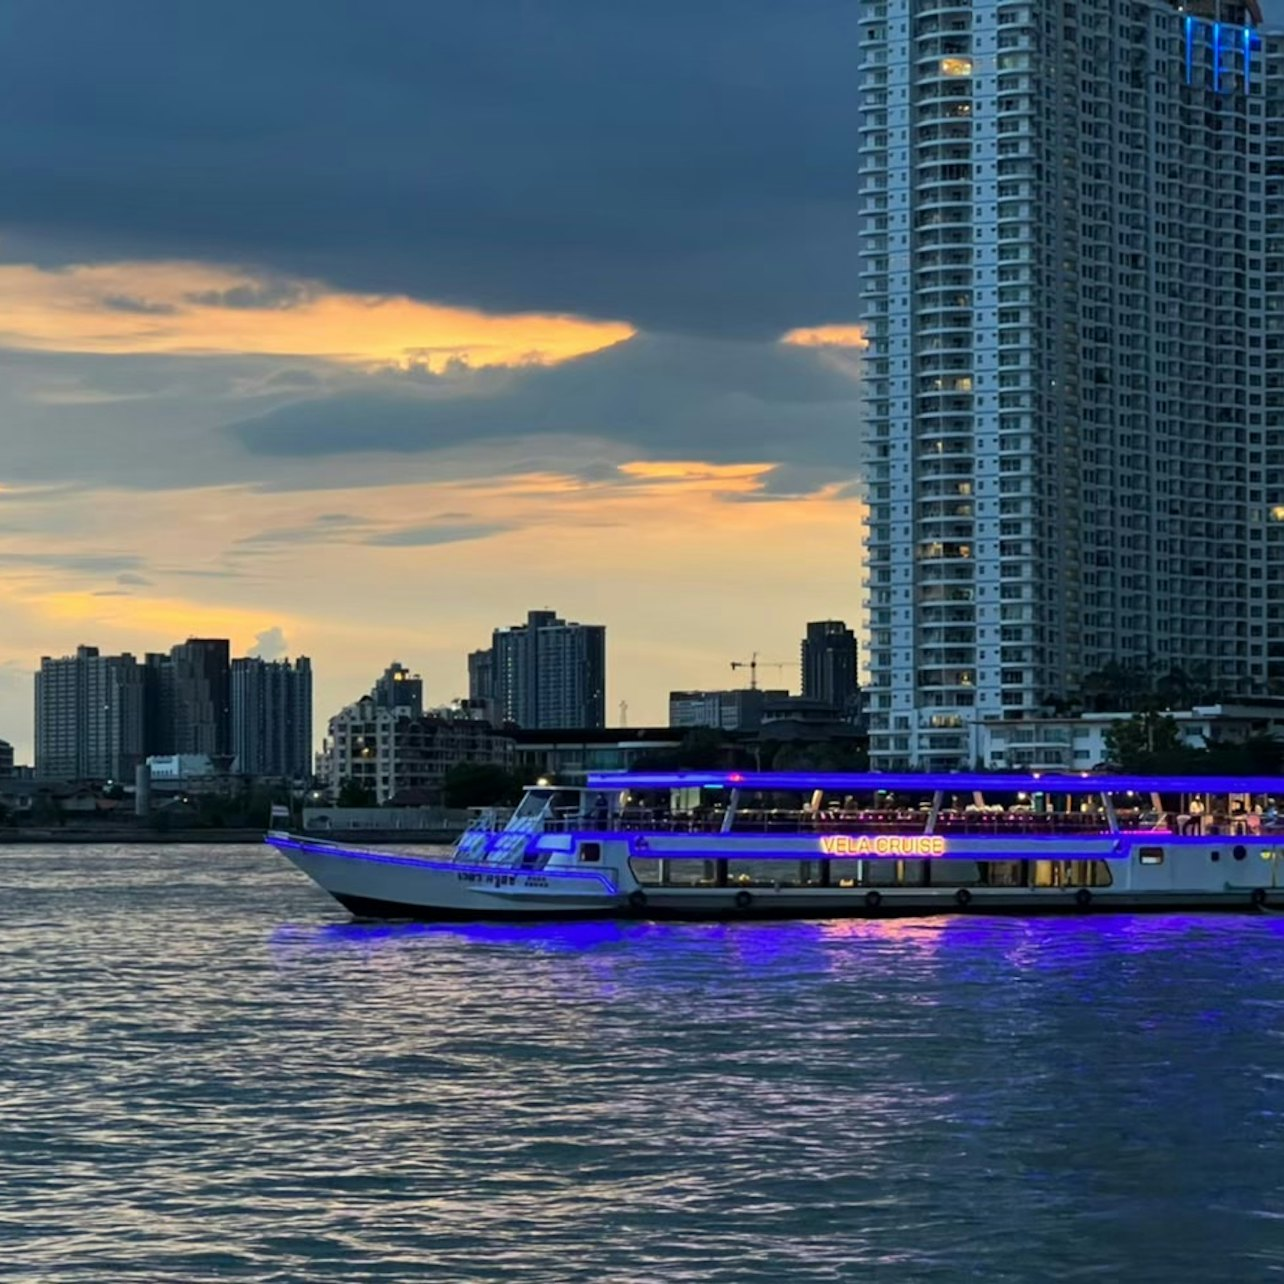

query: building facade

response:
[860,0,1278,767]
[800,620,860,717]
[478,610,606,729]
[0,739,13,778]
[35,646,146,781]
[322,696,514,804]
[169,638,231,761]
[231,656,313,779]
[668,688,787,732]
[372,661,423,718]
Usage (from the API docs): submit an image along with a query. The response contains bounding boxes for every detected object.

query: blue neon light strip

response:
[1185,16,1195,85]
[587,771,1284,795]
[270,835,619,893]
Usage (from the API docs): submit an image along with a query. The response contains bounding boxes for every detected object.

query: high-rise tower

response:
[860,0,1277,768]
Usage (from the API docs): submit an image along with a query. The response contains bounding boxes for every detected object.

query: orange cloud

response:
[0,260,633,369]
[779,324,868,350]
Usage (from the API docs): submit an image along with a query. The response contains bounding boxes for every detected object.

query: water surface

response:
[2,844,1283,1282]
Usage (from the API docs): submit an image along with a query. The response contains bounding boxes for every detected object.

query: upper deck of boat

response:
[513,770,1284,838]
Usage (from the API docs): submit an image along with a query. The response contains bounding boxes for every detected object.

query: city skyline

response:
[0,1,871,761]
[6,1,1284,764]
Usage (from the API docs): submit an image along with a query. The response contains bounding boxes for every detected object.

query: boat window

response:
[513,790,554,819]
[579,842,601,863]
[1234,846,1247,862]
[1138,847,1164,866]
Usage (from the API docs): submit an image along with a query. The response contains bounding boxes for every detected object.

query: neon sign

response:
[820,835,947,858]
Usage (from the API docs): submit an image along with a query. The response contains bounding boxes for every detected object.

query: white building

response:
[860,0,1282,768]
[977,702,1284,770]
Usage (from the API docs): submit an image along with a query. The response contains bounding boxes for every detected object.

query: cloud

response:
[0,551,148,575]
[0,260,633,369]
[249,626,289,660]
[0,0,860,338]
[364,522,513,548]
[229,331,865,479]
[115,571,152,586]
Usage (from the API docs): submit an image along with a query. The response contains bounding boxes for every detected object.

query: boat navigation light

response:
[536,777,550,787]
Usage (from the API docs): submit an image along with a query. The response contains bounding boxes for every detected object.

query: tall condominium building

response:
[477,610,606,728]
[169,638,231,760]
[800,621,860,716]
[231,656,313,779]
[35,645,145,781]
[860,0,1280,768]
[0,739,13,778]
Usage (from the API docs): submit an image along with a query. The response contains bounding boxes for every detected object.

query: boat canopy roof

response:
[585,770,1284,794]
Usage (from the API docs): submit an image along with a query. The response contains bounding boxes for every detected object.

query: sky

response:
[0,0,873,759]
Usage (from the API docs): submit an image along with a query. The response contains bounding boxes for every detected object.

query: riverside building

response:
[859,0,1282,768]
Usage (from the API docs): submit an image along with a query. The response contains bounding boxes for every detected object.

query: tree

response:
[630,729,732,771]
[442,762,524,809]
[1102,711,1193,772]
[337,778,377,808]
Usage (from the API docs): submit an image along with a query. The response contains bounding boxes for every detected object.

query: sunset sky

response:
[3,1,888,756]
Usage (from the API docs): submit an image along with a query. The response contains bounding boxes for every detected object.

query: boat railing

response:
[453,808,500,862]
[534,809,1124,836]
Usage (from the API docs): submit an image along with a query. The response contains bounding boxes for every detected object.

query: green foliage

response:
[767,739,870,773]
[630,729,734,771]
[1103,715,1284,776]
[337,778,377,808]
[442,762,524,809]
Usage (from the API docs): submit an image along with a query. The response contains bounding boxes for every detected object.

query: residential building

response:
[34,645,146,781]
[231,656,313,779]
[322,695,513,804]
[977,702,1284,771]
[509,727,684,784]
[0,739,12,778]
[372,661,423,718]
[169,638,231,760]
[860,0,1279,767]
[800,621,860,718]
[467,648,497,722]
[479,610,606,729]
[668,688,787,732]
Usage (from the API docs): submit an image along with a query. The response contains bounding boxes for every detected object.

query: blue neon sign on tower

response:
[1184,17,1261,94]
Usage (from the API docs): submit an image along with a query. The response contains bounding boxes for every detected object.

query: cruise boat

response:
[267,771,1284,921]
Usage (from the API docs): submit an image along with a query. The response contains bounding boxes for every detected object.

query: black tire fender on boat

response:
[955,888,972,908]
[1251,887,1268,908]
[865,889,882,911]
[627,889,648,911]
[1075,888,1093,910]
[734,889,753,910]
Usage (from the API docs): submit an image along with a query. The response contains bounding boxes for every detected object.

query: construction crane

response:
[730,652,791,691]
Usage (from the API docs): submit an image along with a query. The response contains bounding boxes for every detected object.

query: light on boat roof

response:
[585,770,1284,794]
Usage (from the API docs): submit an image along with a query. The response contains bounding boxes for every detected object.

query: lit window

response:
[1139,847,1164,866]
[940,58,973,77]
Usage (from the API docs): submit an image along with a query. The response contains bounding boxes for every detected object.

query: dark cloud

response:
[365,523,513,548]
[116,571,151,586]
[0,0,860,337]
[185,279,318,310]
[100,295,179,316]
[229,332,864,476]
[0,551,147,575]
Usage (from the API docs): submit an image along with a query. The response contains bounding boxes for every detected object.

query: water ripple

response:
[2,846,1283,1281]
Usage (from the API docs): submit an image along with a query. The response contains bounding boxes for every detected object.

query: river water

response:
[2,843,1283,1282]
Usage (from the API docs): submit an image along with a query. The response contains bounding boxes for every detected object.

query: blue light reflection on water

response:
[3,844,1284,1282]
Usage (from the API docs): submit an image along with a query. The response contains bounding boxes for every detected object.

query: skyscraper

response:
[860,0,1278,768]
[231,656,313,779]
[169,638,231,760]
[800,620,860,717]
[34,645,145,781]
[482,610,606,728]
